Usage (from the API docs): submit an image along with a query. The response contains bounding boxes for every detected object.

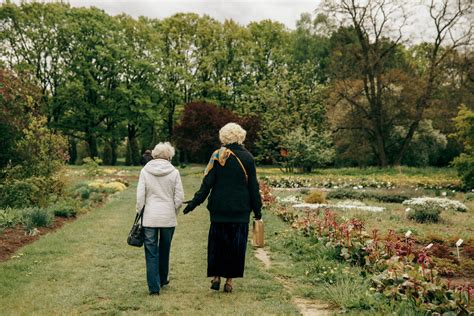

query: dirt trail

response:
[254,247,336,316]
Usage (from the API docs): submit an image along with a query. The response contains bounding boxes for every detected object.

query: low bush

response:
[460,259,474,277]
[0,179,40,208]
[82,157,102,177]
[90,192,105,203]
[463,246,474,260]
[0,175,66,209]
[304,191,326,204]
[465,193,474,201]
[432,258,459,277]
[371,257,470,314]
[406,208,441,223]
[327,189,412,203]
[24,207,53,230]
[0,208,25,230]
[430,243,453,259]
[48,202,77,218]
[75,186,91,200]
[403,197,468,213]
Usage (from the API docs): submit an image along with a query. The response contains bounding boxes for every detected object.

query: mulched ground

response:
[0,217,75,262]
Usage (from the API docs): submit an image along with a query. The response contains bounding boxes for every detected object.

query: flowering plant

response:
[402,197,468,213]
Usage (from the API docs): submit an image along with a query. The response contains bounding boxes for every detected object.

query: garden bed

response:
[260,177,474,314]
[0,216,74,262]
[0,166,136,262]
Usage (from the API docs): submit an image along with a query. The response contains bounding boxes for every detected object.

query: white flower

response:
[405,230,412,238]
[402,197,468,212]
[441,192,447,197]
[277,195,302,204]
[293,201,385,212]
[425,243,433,249]
[456,239,464,247]
[405,208,411,213]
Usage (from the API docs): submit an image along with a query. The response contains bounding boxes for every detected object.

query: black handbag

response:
[127,206,145,247]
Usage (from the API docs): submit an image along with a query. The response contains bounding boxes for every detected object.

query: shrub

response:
[406,208,441,223]
[88,180,126,193]
[82,157,102,177]
[430,244,453,259]
[0,208,25,229]
[90,192,105,203]
[403,197,468,213]
[327,189,412,203]
[280,127,335,173]
[0,179,41,208]
[463,245,474,260]
[451,105,474,190]
[460,259,474,277]
[432,258,459,277]
[174,102,261,163]
[305,191,326,204]
[48,202,76,218]
[24,207,53,230]
[465,193,474,201]
[74,185,91,200]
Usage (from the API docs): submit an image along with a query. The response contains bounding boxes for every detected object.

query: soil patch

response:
[0,217,75,262]
[254,248,271,269]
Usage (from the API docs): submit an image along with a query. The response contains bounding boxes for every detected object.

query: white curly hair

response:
[219,122,247,145]
[151,142,176,160]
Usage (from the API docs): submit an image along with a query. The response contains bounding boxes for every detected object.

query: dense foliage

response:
[451,105,474,189]
[0,1,472,169]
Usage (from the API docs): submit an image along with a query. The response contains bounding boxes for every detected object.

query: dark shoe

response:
[149,291,160,296]
[161,280,169,287]
[210,280,220,291]
[223,283,233,293]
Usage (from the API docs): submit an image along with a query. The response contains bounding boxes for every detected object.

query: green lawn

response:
[0,171,298,315]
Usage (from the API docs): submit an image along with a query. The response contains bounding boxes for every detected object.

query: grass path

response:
[0,173,299,315]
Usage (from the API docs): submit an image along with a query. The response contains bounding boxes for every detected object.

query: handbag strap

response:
[228,149,248,183]
[135,206,145,225]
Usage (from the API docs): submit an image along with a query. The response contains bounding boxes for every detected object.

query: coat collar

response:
[225,143,243,150]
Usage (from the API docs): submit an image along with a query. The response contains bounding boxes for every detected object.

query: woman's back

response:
[137,159,183,227]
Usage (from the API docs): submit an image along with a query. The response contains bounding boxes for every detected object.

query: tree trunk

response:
[102,138,118,166]
[126,124,141,166]
[374,131,388,167]
[392,119,420,166]
[166,101,175,140]
[68,137,77,165]
[86,131,98,158]
[110,139,118,166]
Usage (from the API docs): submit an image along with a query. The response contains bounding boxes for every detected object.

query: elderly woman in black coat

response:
[183,122,262,293]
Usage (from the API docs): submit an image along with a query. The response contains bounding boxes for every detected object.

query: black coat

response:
[188,143,262,223]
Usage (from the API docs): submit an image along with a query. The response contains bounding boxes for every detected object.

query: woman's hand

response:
[183,201,195,214]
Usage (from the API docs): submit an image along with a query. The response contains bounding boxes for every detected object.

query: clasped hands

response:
[183,200,262,220]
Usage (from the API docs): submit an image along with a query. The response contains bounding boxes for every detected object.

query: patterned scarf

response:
[204,147,232,176]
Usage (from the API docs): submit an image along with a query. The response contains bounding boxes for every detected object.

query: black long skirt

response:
[207,222,249,278]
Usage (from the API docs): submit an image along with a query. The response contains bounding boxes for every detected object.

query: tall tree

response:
[321,0,472,166]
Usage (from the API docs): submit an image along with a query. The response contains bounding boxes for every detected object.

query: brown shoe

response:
[223,283,233,293]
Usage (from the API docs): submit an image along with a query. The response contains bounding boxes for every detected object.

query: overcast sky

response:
[60,0,321,29]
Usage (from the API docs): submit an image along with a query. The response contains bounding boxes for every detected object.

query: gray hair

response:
[151,142,176,160]
[219,122,247,145]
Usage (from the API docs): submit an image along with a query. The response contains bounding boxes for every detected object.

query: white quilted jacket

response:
[136,159,184,227]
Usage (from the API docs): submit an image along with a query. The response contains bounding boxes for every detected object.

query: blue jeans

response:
[143,227,175,294]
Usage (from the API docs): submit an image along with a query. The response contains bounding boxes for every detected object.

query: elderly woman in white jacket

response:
[136,142,184,295]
